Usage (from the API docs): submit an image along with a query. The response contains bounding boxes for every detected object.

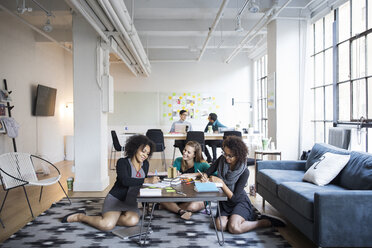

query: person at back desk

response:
[170,110,193,154]
[204,113,226,163]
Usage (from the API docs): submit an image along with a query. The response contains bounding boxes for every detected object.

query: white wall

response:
[108,55,254,159]
[0,14,73,163]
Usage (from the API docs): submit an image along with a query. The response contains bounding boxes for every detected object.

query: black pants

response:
[205,140,222,162]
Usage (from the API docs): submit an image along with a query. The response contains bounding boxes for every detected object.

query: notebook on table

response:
[194,182,219,192]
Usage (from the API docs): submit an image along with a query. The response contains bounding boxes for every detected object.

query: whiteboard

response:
[108,92,159,125]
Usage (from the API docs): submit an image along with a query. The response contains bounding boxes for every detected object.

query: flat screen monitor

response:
[34,84,57,116]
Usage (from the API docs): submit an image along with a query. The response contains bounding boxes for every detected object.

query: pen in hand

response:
[197,169,208,182]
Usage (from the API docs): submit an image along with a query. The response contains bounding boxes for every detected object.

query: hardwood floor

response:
[0,159,316,247]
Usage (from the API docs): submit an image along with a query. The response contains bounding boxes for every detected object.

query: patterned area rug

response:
[1,198,291,248]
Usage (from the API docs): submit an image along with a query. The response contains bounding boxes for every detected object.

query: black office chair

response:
[110,130,124,170]
[223,131,242,139]
[146,129,166,170]
[172,131,206,165]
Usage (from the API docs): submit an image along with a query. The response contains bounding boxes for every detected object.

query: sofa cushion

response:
[278,182,346,221]
[257,169,305,195]
[303,152,350,186]
[338,151,372,190]
[306,143,351,171]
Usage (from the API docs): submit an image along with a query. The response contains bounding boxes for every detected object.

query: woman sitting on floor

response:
[160,141,210,220]
[61,135,160,231]
[200,136,285,234]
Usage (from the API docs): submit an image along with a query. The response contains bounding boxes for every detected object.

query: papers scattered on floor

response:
[194,182,219,192]
[140,188,162,196]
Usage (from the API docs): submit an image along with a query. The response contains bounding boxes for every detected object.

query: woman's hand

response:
[209,176,223,184]
[200,173,209,182]
[144,176,160,184]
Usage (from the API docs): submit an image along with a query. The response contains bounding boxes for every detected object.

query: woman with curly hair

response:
[61,135,160,231]
[200,136,285,234]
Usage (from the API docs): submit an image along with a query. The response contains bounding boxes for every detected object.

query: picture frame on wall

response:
[0,120,6,133]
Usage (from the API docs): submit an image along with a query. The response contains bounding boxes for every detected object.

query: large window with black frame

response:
[255,55,268,138]
[311,0,372,152]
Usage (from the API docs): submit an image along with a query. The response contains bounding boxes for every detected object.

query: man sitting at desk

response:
[204,113,226,163]
[170,110,193,154]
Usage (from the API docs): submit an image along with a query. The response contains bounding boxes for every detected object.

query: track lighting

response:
[43,18,53,32]
[235,16,244,32]
[248,0,260,13]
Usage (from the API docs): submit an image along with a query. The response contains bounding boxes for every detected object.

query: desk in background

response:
[137,183,227,246]
[164,133,249,140]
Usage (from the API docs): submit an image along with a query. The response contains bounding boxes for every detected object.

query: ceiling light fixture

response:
[235,16,244,32]
[248,0,260,13]
[43,18,53,32]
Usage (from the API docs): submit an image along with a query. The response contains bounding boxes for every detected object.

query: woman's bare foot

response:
[178,209,192,220]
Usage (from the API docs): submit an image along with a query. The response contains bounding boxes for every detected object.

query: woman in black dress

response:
[201,136,285,234]
[62,135,160,231]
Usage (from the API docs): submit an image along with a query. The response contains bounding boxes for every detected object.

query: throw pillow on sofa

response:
[303,152,351,186]
[305,143,351,170]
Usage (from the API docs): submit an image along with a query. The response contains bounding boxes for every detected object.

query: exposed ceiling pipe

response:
[79,0,106,31]
[197,0,229,62]
[110,0,151,72]
[237,0,251,17]
[30,0,54,17]
[225,0,292,63]
[68,0,109,43]
[110,37,138,76]
[0,3,72,53]
[99,0,151,76]
[86,0,114,31]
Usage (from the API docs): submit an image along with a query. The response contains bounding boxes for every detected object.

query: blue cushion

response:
[338,151,372,190]
[278,182,346,221]
[305,143,351,171]
[257,169,305,195]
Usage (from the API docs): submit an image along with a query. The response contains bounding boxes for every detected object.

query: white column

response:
[72,13,109,191]
[267,19,303,160]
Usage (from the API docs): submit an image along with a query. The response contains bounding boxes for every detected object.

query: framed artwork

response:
[0,120,6,133]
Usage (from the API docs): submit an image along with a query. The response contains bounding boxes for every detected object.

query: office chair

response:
[146,129,166,170]
[110,130,124,170]
[223,131,242,139]
[172,131,206,165]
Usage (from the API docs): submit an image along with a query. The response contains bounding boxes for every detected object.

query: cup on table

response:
[262,138,269,150]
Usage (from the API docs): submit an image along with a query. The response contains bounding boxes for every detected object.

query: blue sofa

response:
[256,143,372,247]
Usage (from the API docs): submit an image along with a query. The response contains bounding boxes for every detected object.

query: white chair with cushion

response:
[0,153,71,226]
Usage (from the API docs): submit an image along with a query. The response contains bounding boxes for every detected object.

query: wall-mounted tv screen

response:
[34,84,57,116]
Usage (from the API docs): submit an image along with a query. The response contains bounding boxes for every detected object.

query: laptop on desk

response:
[174,123,187,133]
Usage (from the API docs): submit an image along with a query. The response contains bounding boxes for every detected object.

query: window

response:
[255,55,268,137]
[311,12,334,143]
[311,0,372,152]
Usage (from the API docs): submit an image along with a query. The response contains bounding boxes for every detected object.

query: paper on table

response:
[143,182,170,188]
[140,188,162,196]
